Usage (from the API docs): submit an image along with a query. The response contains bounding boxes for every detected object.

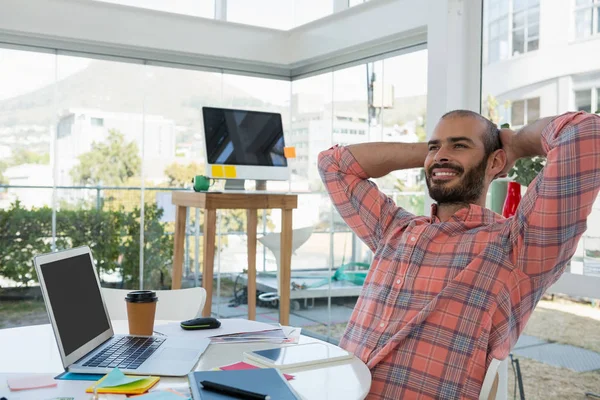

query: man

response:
[318,110,600,399]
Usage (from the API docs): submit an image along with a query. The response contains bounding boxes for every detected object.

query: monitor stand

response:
[224,179,246,191]
[255,180,267,191]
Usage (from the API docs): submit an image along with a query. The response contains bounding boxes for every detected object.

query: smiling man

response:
[318,110,600,399]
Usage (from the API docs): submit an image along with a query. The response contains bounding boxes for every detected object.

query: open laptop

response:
[33,246,210,376]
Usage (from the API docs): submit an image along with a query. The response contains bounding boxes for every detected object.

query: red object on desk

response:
[219,361,295,380]
[502,181,522,218]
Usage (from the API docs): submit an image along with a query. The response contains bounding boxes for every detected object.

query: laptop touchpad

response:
[156,347,197,361]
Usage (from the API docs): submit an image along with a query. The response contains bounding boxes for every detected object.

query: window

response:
[575,0,600,39]
[486,0,540,63]
[511,97,540,126]
[575,87,600,112]
[487,0,509,63]
[576,89,592,112]
[512,0,540,55]
[91,117,104,127]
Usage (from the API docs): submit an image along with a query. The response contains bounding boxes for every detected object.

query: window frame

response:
[510,96,541,127]
[574,0,600,40]
[486,0,540,64]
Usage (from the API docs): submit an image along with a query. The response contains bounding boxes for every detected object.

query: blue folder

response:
[188,368,298,400]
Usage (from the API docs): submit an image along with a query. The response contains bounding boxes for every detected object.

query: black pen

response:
[200,380,270,400]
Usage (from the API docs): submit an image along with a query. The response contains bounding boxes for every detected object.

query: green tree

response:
[70,129,141,186]
[10,149,50,166]
[164,162,205,187]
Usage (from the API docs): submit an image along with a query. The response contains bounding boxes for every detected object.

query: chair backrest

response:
[479,358,502,400]
[258,226,314,256]
[101,287,206,321]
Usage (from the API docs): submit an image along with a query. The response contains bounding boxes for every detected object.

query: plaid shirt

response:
[318,112,600,399]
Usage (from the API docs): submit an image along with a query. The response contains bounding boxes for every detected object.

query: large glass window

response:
[0,43,427,342]
[575,0,600,39]
[92,0,215,18]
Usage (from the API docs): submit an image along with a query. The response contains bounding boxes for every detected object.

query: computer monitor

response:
[202,107,290,190]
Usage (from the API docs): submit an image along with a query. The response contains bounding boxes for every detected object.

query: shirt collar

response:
[430,203,502,224]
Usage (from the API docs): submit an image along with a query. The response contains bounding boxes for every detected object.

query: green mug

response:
[193,175,213,192]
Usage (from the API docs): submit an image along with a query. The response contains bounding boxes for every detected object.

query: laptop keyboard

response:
[82,336,166,370]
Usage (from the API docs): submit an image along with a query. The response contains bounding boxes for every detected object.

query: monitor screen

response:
[202,107,287,167]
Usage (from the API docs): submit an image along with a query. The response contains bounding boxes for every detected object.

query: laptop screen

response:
[40,253,110,356]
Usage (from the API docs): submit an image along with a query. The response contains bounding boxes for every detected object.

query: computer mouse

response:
[180,317,221,330]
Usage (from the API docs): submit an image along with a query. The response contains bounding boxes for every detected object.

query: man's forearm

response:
[346,142,428,178]
[513,116,554,158]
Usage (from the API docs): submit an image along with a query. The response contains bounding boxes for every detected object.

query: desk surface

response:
[0,320,371,400]
[172,190,298,209]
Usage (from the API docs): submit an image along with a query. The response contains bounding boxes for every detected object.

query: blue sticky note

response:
[54,371,104,381]
[132,391,189,399]
[97,368,147,388]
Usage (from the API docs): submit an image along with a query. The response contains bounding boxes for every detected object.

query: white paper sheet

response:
[152,318,282,340]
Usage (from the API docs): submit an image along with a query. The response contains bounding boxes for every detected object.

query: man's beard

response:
[426,155,487,205]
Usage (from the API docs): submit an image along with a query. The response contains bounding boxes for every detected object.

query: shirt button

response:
[410,236,416,242]
[379,322,385,328]
[396,279,402,285]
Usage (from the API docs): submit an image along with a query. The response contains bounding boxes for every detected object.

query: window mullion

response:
[508,0,514,58]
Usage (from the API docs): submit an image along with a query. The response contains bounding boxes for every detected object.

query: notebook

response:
[33,246,210,376]
[188,368,300,400]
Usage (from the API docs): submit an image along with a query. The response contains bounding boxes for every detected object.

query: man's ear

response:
[489,149,507,180]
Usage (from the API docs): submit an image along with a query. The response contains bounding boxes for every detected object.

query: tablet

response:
[243,343,353,369]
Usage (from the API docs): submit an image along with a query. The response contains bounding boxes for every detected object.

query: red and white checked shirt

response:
[318,112,600,399]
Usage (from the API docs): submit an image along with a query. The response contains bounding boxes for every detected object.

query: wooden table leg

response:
[172,205,187,289]
[202,209,217,317]
[279,209,293,325]
[246,210,257,320]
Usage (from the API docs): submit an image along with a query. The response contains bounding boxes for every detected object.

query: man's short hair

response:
[441,110,501,158]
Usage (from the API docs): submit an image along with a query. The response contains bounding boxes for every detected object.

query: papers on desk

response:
[154,318,301,344]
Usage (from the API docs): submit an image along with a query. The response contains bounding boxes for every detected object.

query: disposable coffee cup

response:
[125,290,158,336]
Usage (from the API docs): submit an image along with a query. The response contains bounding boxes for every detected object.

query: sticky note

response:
[284,146,296,158]
[211,165,224,178]
[7,374,57,391]
[224,165,237,178]
[97,368,146,388]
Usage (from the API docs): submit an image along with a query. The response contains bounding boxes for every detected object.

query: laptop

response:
[33,246,210,376]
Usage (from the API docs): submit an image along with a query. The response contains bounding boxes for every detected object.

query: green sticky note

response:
[97,368,147,388]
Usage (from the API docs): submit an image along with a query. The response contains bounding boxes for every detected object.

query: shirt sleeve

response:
[507,112,600,288]
[318,145,415,252]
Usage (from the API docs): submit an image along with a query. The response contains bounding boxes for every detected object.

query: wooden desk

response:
[171,191,298,325]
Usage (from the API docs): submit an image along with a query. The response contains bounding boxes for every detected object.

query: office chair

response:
[102,287,206,321]
[479,358,503,400]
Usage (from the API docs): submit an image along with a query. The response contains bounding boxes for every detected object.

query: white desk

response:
[0,320,371,400]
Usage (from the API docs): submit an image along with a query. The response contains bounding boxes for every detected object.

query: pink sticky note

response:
[219,361,294,380]
[7,374,57,391]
